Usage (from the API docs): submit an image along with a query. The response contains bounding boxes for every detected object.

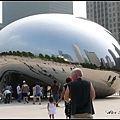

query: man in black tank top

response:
[64,68,96,119]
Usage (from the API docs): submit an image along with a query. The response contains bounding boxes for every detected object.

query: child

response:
[47,96,56,119]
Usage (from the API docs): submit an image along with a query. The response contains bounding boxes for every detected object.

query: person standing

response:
[50,80,60,107]
[57,76,72,119]
[16,83,22,102]
[64,68,96,119]
[35,82,41,105]
[32,84,36,104]
[47,96,56,119]
[22,80,29,104]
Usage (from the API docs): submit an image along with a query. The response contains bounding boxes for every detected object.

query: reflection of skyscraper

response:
[3,1,73,27]
[58,51,64,56]
[84,58,89,63]
[108,49,119,66]
[112,43,120,57]
[100,58,106,68]
[84,50,101,67]
[105,55,113,68]
[58,50,73,62]
[72,44,85,63]
[63,54,73,62]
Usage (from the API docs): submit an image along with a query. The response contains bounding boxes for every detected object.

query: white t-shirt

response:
[16,85,22,94]
[4,90,11,96]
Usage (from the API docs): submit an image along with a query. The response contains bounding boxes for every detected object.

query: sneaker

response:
[33,102,35,105]
[26,101,29,103]
[39,103,41,105]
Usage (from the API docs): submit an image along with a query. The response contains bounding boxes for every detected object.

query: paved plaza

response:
[0,95,120,119]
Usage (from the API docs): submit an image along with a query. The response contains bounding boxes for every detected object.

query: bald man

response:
[64,68,96,119]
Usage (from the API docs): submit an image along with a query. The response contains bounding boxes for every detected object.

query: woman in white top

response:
[47,96,56,119]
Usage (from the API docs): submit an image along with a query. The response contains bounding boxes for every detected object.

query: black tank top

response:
[68,78,95,115]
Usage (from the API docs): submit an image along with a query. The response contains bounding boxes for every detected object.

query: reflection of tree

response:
[38,53,44,59]
[1,50,119,72]
[45,54,51,60]
[80,63,98,69]
[0,51,66,63]
[0,51,35,57]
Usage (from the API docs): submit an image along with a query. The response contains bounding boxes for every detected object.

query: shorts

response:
[22,93,28,97]
[36,93,40,97]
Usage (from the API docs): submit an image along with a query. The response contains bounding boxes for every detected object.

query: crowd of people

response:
[2,80,43,105]
[1,67,96,119]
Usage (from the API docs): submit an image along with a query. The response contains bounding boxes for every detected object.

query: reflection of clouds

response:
[0,35,28,51]
[9,35,26,46]
[34,47,56,54]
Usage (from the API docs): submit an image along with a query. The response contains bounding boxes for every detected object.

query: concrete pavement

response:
[0,95,120,119]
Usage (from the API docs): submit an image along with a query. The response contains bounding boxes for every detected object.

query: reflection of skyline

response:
[71,44,85,63]
[100,58,106,68]
[112,43,120,57]
[108,49,119,66]
[58,50,74,62]
[71,43,119,69]
[84,49,101,67]
[105,55,114,68]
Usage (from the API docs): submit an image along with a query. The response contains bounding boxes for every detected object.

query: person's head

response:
[53,80,57,84]
[66,76,72,83]
[49,96,54,103]
[71,68,83,81]
[36,82,38,85]
[23,80,26,84]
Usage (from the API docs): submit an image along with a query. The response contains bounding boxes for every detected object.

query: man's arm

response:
[64,86,70,103]
[90,82,96,100]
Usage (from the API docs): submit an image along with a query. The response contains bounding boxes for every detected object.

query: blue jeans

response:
[53,94,59,103]
[17,93,22,102]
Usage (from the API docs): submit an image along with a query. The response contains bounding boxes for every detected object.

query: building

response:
[2,1,73,27]
[86,1,120,45]
[0,23,3,30]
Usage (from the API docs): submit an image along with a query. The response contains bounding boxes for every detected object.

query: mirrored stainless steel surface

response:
[0,14,120,98]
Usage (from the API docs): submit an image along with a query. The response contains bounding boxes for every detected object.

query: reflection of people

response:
[57,76,72,119]
[107,75,111,81]
[64,68,96,119]
[47,96,56,119]
[110,76,116,85]
[50,80,60,107]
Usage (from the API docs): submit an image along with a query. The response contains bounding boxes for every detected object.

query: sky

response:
[0,1,86,23]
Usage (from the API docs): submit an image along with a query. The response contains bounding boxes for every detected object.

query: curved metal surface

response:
[0,14,120,98]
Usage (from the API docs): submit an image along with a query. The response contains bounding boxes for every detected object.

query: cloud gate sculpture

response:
[0,14,120,98]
